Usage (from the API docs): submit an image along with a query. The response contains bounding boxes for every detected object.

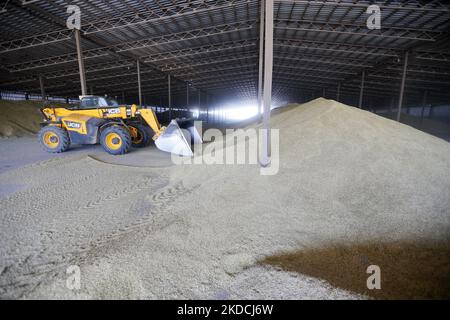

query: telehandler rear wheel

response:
[38,126,70,153]
[100,125,131,155]
[129,124,152,148]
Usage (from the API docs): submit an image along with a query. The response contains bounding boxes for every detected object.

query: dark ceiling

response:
[0,0,449,108]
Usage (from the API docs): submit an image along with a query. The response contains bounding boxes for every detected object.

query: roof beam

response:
[1,60,135,85]
[0,29,72,53]
[275,38,399,58]
[26,73,167,95]
[275,19,437,42]
[113,20,256,53]
[274,63,357,76]
[365,74,450,86]
[2,20,256,73]
[82,0,253,34]
[414,51,450,63]
[4,49,110,72]
[175,64,257,79]
[144,39,257,63]
[4,10,438,55]
[161,52,258,72]
[0,0,254,53]
[275,1,450,14]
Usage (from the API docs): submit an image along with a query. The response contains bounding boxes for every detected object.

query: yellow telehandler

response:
[38,95,202,156]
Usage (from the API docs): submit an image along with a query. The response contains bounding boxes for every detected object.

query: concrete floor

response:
[0,137,174,198]
[0,137,174,175]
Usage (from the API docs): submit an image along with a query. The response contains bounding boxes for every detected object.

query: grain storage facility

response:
[0,1,449,301]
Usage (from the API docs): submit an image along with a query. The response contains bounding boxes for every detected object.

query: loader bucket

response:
[154,119,202,157]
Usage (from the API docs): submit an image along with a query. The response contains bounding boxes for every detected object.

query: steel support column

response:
[261,0,273,167]
[358,70,365,108]
[420,90,428,128]
[396,51,409,122]
[74,29,87,96]
[390,96,395,114]
[206,93,209,122]
[186,83,189,107]
[336,83,341,102]
[39,74,45,101]
[257,0,265,118]
[168,74,172,119]
[137,60,142,106]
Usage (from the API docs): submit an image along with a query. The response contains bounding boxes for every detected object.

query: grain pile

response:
[1,98,449,299]
[0,101,45,138]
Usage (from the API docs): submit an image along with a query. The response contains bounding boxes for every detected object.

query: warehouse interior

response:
[1,0,450,300]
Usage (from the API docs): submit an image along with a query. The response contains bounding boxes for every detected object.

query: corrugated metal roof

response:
[0,0,449,106]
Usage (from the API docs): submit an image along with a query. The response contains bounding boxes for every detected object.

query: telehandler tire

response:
[129,124,152,148]
[38,126,70,153]
[100,125,132,155]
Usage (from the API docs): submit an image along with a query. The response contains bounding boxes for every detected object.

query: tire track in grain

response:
[0,179,197,299]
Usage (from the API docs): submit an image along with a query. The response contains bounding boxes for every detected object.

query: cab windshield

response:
[79,97,119,109]
[106,98,119,107]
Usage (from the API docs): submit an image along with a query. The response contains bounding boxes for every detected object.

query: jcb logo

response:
[65,121,81,129]
[107,108,121,115]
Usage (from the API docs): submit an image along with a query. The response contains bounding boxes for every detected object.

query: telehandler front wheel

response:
[100,125,131,155]
[129,124,152,148]
[38,126,70,153]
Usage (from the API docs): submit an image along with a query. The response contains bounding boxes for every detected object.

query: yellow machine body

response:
[39,96,201,156]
